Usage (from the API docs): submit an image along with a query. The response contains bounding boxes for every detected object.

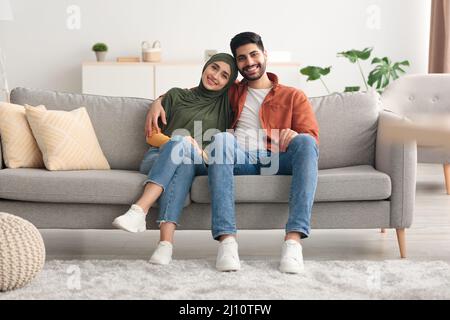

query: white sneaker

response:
[279,239,305,274]
[149,241,173,265]
[112,204,146,233]
[216,237,241,272]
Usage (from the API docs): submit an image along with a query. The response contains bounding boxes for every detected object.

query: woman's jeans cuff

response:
[143,178,165,191]
[156,219,180,227]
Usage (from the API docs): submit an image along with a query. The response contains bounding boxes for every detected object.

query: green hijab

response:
[161,53,238,147]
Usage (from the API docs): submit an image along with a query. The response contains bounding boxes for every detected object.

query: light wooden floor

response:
[42,164,450,262]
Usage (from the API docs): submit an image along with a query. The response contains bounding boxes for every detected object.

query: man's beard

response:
[240,61,267,81]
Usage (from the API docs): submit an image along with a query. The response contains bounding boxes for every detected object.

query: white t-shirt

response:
[234,87,272,152]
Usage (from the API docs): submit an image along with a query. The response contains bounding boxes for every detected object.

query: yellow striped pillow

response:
[25,105,110,171]
[0,102,45,168]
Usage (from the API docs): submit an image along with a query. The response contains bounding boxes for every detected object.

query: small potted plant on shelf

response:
[92,43,108,62]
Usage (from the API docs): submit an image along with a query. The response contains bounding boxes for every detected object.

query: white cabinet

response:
[82,62,301,99]
[82,63,155,99]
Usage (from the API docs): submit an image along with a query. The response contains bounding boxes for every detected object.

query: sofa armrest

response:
[375,110,417,228]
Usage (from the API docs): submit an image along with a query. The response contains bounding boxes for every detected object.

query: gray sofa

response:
[0,87,416,257]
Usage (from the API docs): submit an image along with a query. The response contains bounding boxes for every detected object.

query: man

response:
[147,32,319,274]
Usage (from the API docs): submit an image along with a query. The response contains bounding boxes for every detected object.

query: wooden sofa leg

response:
[396,228,406,259]
[444,164,450,195]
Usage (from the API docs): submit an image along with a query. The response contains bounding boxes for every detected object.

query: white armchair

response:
[381,74,450,194]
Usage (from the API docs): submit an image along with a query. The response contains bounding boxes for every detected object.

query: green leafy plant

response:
[343,86,361,92]
[299,47,410,95]
[300,66,332,94]
[368,57,410,91]
[92,43,108,52]
[337,47,372,91]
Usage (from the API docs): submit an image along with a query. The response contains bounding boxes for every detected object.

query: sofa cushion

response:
[10,88,152,171]
[0,168,191,206]
[190,165,391,203]
[0,102,45,169]
[25,105,110,171]
[311,89,382,169]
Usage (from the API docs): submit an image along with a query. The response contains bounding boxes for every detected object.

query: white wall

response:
[0,0,431,97]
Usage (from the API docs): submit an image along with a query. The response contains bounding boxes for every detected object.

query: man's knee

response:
[290,134,317,151]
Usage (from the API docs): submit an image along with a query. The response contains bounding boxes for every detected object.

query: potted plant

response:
[92,43,108,62]
[300,47,410,95]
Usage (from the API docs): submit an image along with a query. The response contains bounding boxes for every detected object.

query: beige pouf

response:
[0,212,46,292]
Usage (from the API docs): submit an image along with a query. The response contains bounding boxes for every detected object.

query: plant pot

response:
[95,51,107,62]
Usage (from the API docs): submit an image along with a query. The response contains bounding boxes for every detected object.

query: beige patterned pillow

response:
[25,105,110,171]
[0,102,45,168]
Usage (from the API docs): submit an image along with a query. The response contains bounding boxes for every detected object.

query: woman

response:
[112,53,238,265]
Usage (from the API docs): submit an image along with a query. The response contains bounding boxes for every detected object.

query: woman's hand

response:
[185,136,203,156]
[185,136,209,162]
[145,97,167,138]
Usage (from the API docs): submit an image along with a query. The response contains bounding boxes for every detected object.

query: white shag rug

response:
[1,259,450,300]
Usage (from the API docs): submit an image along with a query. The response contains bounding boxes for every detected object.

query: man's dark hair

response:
[230,32,265,58]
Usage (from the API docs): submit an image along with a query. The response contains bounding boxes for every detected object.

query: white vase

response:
[95,51,107,62]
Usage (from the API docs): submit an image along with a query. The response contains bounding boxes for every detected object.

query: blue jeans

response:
[139,136,207,225]
[207,132,319,240]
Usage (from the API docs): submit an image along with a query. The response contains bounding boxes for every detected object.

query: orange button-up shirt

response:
[228,72,319,151]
